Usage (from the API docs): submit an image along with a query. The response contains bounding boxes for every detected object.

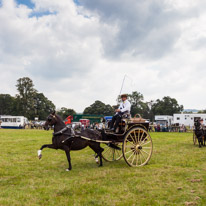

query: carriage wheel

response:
[193,132,197,145]
[102,143,123,162]
[123,127,153,167]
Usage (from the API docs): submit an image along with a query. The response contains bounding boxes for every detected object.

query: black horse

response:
[38,112,104,171]
[194,119,206,148]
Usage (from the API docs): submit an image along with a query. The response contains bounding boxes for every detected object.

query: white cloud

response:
[0,0,206,113]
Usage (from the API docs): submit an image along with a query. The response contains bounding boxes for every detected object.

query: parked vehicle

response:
[79,119,90,127]
[0,115,28,129]
[71,122,82,129]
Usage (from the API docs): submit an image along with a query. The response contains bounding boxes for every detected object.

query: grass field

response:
[0,129,206,206]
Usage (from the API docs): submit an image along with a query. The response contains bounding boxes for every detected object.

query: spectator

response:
[157,124,161,132]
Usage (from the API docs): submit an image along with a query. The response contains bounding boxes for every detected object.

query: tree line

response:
[83,92,184,121]
[0,77,184,121]
[0,77,55,120]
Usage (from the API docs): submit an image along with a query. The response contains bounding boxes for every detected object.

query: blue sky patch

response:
[16,0,35,9]
[73,0,81,6]
[15,0,57,18]
[29,10,57,18]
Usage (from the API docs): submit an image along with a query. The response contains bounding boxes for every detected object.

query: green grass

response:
[0,130,206,206]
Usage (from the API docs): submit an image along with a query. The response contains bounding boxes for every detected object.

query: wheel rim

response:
[102,143,123,162]
[123,127,153,167]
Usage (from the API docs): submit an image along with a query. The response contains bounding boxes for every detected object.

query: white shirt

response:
[118,99,131,113]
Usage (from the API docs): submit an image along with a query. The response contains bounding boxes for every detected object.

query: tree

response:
[15,77,56,120]
[151,96,184,116]
[198,110,206,114]
[33,93,55,120]
[57,107,76,119]
[145,100,156,121]
[83,100,114,115]
[16,77,37,118]
[0,94,16,115]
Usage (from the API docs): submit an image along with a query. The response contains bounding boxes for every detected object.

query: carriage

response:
[39,112,153,171]
[99,114,153,167]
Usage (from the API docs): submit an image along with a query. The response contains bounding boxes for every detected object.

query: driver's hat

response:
[121,94,128,98]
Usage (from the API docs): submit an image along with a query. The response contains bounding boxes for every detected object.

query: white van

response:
[0,115,28,129]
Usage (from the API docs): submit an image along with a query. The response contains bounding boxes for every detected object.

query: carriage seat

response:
[118,113,131,128]
[122,112,131,119]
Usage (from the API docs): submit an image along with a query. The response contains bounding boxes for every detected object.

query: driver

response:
[109,94,131,132]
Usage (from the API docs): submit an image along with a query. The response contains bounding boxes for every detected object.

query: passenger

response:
[109,94,131,132]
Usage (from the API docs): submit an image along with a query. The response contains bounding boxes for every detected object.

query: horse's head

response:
[44,111,58,130]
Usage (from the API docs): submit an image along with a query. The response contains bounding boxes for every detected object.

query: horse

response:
[194,120,206,148]
[38,111,104,171]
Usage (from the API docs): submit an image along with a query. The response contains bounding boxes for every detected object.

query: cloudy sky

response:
[0,0,206,112]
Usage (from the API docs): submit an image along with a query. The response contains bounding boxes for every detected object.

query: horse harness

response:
[53,125,111,144]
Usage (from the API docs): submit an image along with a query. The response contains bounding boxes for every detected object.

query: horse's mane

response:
[55,114,66,126]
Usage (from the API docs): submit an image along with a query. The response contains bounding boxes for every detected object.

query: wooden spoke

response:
[125,145,134,149]
[134,131,138,144]
[140,150,147,161]
[124,149,133,155]
[126,152,135,161]
[131,154,136,165]
[137,129,141,142]
[102,143,123,162]
[129,134,136,144]
[139,131,145,142]
[103,146,111,154]
[115,149,122,160]
[140,140,151,147]
[139,135,148,144]
[126,139,135,147]
[141,149,150,156]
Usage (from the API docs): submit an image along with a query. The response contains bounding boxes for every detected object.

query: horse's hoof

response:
[37,150,42,159]
[66,168,70,172]
[95,158,99,164]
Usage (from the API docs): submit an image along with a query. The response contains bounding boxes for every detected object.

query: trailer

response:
[0,115,28,129]
[173,113,206,126]
[155,115,173,126]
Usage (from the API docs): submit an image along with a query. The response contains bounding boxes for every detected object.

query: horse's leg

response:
[201,135,204,147]
[89,143,104,167]
[38,144,56,159]
[98,148,103,167]
[198,137,202,148]
[63,145,72,171]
